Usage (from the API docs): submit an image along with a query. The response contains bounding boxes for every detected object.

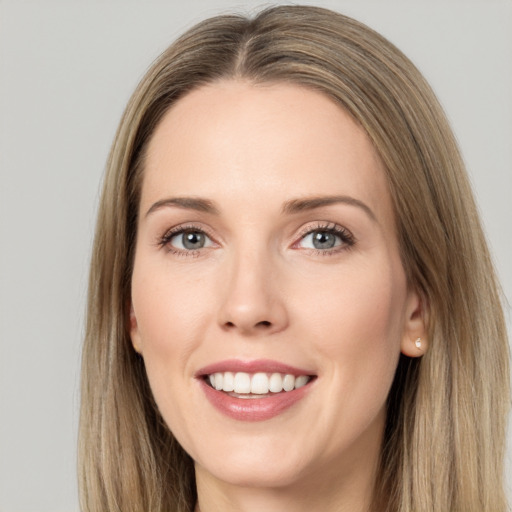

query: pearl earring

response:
[415,337,422,349]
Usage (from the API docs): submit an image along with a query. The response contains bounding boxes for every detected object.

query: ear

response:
[129,303,143,355]
[400,289,429,357]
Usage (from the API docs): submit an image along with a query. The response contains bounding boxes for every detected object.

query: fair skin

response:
[130,81,426,512]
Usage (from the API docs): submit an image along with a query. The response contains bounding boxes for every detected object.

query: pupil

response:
[183,231,205,250]
[313,231,335,249]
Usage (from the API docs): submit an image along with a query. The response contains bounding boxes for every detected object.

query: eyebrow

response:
[145,197,220,217]
[282,195,377,222]
[145,194,376,222]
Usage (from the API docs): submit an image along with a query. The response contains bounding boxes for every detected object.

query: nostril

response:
[222,320,272,331]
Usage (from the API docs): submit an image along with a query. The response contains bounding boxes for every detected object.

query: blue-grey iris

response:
[182,231,205,250]
[312,231,336,249]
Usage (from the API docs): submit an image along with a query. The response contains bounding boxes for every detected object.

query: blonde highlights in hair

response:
[79,6,509,511]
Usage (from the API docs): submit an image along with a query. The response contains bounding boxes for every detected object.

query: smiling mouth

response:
[204,371,314,398]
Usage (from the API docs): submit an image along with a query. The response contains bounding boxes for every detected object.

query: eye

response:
[300,230,341,250]
[159,226,215,253]
[171,229,213,250]
[296,223,355,252]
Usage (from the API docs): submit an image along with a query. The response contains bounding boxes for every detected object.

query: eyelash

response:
[157,223,215,257]
[295,222,356,256]
[157,222,356,257]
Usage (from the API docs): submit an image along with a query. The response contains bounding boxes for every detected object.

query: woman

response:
[79,5,509,511]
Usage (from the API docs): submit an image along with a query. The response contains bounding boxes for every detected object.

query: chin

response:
[197,455,308,489]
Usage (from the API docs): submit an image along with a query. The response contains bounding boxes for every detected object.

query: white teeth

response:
[233,372,251,393]
[283,374,295,391]
[294,375,309,389]
[222,371,234,392]
[251,373,269,394]
[269,373,283,393]
[214,372,223,391]
[207,371,311,395]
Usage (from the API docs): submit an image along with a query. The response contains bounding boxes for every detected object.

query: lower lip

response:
[199,379,312,421]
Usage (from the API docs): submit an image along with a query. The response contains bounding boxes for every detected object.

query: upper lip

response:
[196,359,315,377]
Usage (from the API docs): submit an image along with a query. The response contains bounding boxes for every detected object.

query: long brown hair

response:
[79,6,509,511]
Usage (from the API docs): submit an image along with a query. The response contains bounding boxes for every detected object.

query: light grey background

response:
[0,1,510,511]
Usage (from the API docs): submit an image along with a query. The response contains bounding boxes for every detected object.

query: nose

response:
[217,249,289,336]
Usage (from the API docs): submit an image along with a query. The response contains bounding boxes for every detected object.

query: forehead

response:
[141,80,393,222]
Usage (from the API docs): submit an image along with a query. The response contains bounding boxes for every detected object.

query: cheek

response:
[132,257,210,349]
[130,267,211,450]
[130,258,214,408]
[298,259,406,417]
[301,258,406,346]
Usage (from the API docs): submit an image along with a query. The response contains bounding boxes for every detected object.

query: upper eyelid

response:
[296,221,354,239]
[157,223,218,250]
[162,223,215,239]
[297,221,342,234]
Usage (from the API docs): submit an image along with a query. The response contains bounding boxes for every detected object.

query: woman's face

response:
[130,81,425,494]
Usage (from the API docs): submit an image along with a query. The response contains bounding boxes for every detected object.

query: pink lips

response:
[197,359,313,377]
[196,359,315,422]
